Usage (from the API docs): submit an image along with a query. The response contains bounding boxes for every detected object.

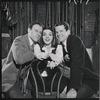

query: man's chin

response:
[59,40,64,42]
[34,39,39,42]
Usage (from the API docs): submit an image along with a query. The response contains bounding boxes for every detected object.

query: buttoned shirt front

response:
[63,40,68,52]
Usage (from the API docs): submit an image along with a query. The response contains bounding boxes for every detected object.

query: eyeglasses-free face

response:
[42,29,53,45]
[55,25,70,43]
[28,24,43,42]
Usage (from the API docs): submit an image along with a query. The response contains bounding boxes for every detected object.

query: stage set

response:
[1,0,99,98]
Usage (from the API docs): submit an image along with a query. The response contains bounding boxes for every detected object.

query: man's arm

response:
[49,45,63,64]
[12,37,35,65]
[69,36,85,89]
[34,44,48,60]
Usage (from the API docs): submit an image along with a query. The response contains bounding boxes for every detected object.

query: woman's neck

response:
[44,44,52,52]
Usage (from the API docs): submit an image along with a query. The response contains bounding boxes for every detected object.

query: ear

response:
[67,30,70,35]
[28,28,31,33]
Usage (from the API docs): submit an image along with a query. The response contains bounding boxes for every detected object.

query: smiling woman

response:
[1,1,99,98]
[33,27,69,93]
[42,29,53,45]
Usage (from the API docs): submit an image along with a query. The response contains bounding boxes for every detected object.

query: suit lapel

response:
[66,35,70,53]
[24,34,31,50]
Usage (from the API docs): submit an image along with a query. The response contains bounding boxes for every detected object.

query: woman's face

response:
[42,29,53,45]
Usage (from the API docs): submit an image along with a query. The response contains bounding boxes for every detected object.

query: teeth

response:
[46,39,50,41]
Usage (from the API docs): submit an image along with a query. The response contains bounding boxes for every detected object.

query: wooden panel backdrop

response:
[1,1,99,74]
[1,2,76,42]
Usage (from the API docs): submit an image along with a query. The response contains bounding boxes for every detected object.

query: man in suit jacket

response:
[54,22,99,98]
[2,22,43,98]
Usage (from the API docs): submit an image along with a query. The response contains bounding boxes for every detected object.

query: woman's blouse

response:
[34,44,63,65]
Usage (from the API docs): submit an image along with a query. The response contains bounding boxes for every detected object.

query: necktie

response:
[62,43,70,65]
[61,43,68,56]
[31,44,34,52]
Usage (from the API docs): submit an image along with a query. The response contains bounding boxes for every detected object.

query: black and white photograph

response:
[1,0,99,98]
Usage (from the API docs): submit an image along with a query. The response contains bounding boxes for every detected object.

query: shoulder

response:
[57,44,62,48]
[54,44,63,51]
[13,35,26,43]
[68,35,85,48]
[69,35,81,40]
[14,36,22,40]
[11,35,28,48]
[68,35,82,43]
[34,43,40,47]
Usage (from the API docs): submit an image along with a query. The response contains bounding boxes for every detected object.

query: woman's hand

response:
[49,53,62,63]
[37,55,44,60]
[37,53,48,60]
[47,61,57,69]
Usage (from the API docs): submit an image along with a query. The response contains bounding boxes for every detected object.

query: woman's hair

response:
[43,27,53,32]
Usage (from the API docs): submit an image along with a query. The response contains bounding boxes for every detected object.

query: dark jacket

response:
[64,35,99,90]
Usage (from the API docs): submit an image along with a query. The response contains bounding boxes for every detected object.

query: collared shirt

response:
[63,40,68,52]
[28,35,34,47]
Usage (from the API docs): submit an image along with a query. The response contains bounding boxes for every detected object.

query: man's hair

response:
[54,21,70,31]
[28,21,44,29]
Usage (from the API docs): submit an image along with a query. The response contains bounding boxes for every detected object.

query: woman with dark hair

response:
[33,27,68,92]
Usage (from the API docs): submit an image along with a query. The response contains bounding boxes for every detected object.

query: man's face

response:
[28,24,43,42]
[55,25,69,43]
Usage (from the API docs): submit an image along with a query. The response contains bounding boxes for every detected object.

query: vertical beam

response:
[65,2,68,22]
[30,2,33,22]
[48,2,51,27]
[62,2,65,22]
[25,2,28,34]
[60,2,64,22]
[76,1,80,36]
[57,2,60,23]
[27,2,29,24]
[70,2,75,35]
[51,2,54,28]
[82,2,85,42]
[45,2,48,27]
[45,2,51,27]
[34,2,38,21]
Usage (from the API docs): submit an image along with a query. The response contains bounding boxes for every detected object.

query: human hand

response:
[37,55,44,60]
[37,53,48,60]
[64,54,70,61]
[47,61,56,69]
[66,88,77,98]
[49,53,62,63]
[46,54,49,58]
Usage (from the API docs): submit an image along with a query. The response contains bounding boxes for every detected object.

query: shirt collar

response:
[63,40,67,47]
[28,35,34,46]
[62,40,68,52]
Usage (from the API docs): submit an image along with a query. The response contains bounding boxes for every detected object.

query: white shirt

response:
[28,35,34,47]
[63,40,68,52]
